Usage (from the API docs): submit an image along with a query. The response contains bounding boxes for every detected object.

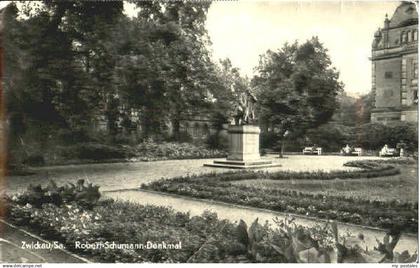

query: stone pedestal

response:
[226,125,261,161]
[204,125,281,169]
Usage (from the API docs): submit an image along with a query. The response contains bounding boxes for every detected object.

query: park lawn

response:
[232,163,418,203]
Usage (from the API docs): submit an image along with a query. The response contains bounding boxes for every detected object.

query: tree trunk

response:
[278,143,283,158]
[172,117,180,141]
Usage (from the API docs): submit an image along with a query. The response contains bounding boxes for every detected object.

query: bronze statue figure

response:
[233,90,257,125]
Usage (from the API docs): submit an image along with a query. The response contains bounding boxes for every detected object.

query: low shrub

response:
[56,128,92,145]
[206,133,221,150]
[17,139,227,166]
[355,122,418,152]
[355,158,416,166]
[61,143,130,160]
[14,179,100,209]
[22,153,45,166]
[5,197,416,263]
[6,198,239,262]
[134,140,226,161]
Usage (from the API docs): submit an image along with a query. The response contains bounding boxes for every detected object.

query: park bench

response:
[352,147,363,156]
[341,145,363,156]
[302,147,322,155]
[379,147,399,157]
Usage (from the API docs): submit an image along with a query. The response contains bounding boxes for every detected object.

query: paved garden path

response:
[104,189,418,254]
[5,155,377,194]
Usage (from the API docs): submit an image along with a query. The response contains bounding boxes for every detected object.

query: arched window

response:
[413,30,418,41]
[407,30,412,42]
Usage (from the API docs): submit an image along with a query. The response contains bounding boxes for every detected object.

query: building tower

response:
[371,2,418,123]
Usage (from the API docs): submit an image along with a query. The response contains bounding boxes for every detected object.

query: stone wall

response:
[401,110,418,122]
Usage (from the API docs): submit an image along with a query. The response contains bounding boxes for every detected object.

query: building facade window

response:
[385,71,393,78]
[401,31,407,43]
[407,30,412,42]
[414,30,418,41]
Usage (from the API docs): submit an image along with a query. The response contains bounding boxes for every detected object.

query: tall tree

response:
[356,92,374,124]
[42,1,124,133]
[5,2,76,147]
[210,59,250,126]
[134,1,216,139]
[111,15,169,137]
[253,37,343,149]
[112,1,221,139]
[4,1,124,141]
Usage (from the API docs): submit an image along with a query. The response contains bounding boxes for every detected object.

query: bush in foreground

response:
[15,179,100,209]
[5,189,417,263]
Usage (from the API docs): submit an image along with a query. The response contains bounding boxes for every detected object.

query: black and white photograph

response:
[0,0,418,265]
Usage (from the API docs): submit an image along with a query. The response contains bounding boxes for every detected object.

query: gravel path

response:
[4,155,377,194]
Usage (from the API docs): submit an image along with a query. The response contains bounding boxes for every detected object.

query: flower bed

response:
[142,160,417,233]
[4,183,417,263]
[7,200,221,262]
[22,141,227,167]
[133,141,226,161]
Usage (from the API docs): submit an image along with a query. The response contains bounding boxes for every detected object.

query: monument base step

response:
[204,160,281,169]
[214,159,273,166]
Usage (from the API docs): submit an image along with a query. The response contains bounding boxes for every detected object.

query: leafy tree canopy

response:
[253,37,344,139]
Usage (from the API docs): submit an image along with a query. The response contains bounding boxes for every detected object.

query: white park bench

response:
[352,147,363,156]
[302,147,322,155]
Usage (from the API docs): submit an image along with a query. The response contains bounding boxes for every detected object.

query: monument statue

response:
[233,90,257,125]
[204,87,280,169]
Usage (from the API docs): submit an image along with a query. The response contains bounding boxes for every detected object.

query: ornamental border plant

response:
[4,185,417,263]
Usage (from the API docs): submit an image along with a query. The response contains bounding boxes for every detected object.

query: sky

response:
[0,1,407,95]
[206,1,403,96]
